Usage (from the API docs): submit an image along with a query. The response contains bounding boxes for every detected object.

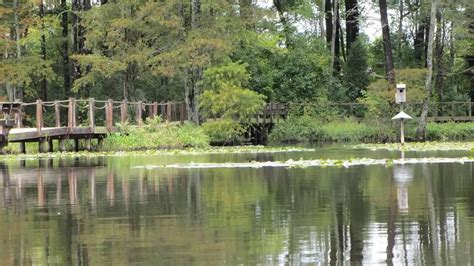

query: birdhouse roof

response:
[391,111,413,120]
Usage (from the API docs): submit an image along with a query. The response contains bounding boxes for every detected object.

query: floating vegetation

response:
[134,157,474,170]
[0,146,315,161]
[353,141,474,151]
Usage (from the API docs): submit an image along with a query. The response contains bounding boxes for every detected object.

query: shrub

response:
[268,115,324,143]
[201,119,245,145]
[103,120,209,151]
[425,122,474,140]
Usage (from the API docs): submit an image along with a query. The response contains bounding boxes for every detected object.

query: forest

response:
[0,0,472,141]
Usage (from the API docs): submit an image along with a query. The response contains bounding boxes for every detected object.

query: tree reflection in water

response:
[0,155,472,264]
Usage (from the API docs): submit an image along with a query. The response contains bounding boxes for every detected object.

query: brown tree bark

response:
[344,0,359,52]
[40,0,47,100]
[378,0,395,85]
[416,0,438,140]
[61,0,71,95]
[325,0,332,47]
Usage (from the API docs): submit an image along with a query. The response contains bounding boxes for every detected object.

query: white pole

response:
[400,119,405,144]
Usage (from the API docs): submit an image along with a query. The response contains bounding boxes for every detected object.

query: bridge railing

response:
[4,100,473,131]
[13,99,188,132]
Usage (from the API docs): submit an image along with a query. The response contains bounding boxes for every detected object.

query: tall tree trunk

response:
[339,20,346,63]
[397,0,404,68]
[434,11,444,101]
[325,0,332,47]
[414,22,426,66]
[273,0,293,48]
[344,0,359,52]
[329,0,338,73]
[378,0,395,86]
[416,0,438,140]
[40,0,47,100]
[319,0,326,38]
[61,0,71,96]
[187,0,201,124]
[13,0,23,102]
[72,0,79,53]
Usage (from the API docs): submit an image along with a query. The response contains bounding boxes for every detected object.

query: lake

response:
[0,145,473,265]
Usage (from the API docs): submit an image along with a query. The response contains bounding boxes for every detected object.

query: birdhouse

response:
[395,83,406,103]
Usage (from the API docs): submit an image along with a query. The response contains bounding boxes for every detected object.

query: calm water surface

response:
[0,145,473,265]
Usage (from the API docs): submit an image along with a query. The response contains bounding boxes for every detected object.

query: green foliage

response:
[103,120,209,151]
[425,122,474,141]
[273,37,331,102]
[269,115,397,143]
[200,85,266,121]
[343,39,369,101]
[201,119,245,145]
[268,115,324,143]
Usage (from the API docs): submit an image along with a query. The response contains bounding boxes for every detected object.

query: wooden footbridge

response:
[0,99,472,153]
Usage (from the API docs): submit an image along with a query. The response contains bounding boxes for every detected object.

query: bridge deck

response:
[8,127,112,142]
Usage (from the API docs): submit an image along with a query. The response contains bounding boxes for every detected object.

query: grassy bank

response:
[269,115,474,144]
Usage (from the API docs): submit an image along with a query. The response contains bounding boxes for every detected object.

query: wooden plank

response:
[166,102,172,121]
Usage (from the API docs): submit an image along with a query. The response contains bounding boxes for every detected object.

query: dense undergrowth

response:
[268,115,474,144]
[102,117,209,151]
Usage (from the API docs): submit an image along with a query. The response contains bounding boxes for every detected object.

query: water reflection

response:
[0,156,472,264]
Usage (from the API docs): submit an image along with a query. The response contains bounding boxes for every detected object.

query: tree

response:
[343,39,369,101]
[378,0,395,86]
[416,0,438,140]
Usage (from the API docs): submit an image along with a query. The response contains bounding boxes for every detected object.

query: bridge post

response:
[54,100,61,127]
[59,138,67,152]
[468,101,472,118]
[180,102,186,124]
[68,97,76,130]
[136,101,143,126]
[36,100,43,135]
[166,102,172,121]
[106,99,113,131]
[38,138,48,153]
[15,104,23,128]
[88,98,95,130]
[121,100,128,124]
[48,138,53,152]
[153,102,158,118]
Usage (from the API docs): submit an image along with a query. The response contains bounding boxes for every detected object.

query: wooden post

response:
[166,102,172,121]
[469,101,472,118]
[54,101,61,127]
[59,138,67,152]
[15,104,23,128]
[36,100,43,134]
[180,102,186,124]
[120,100,128,124]
[20,142,26,154]
[451,102,455,117]
[68,97,76,130]
[85,137,92,151]
[97,137,104,149]
[106,99,113,131]
[38,138,48,153]
[74,138,79,152]
[89,98,95,130]
[153,102,158,118]
[136,101,143,126]
[48,138,53,152]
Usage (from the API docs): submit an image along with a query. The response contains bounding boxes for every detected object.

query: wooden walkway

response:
[0,99,472,153]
